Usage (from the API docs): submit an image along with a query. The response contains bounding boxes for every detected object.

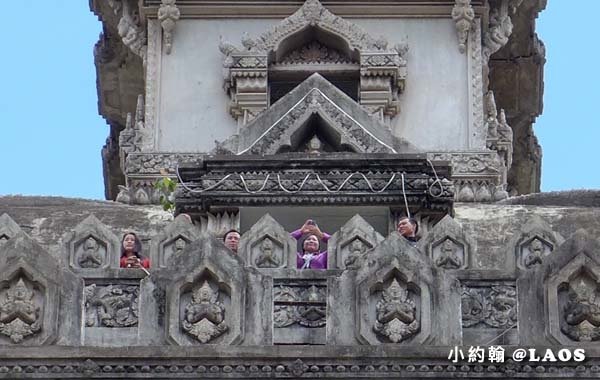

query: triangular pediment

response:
[216,74,417,155]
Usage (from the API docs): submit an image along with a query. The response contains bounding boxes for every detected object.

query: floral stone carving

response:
[462,285,517,329]
[274,284,327,329]
[182,281,228,343]
[84,284,139,328]
[373,278,419,343]
[0,277,41,343]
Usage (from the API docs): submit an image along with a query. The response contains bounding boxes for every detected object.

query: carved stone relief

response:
[484,91,513,173]
[109,0,147,62]
[63,214,120,270]
[432,238,464,270]
[560,269,600,342]
[328,214,384,270]
[182,281,228,343]
[482,0,522,63]
[451,0,475,53]
[373,278,419,343]
[511,216,563,271]
[418,214,471,270]
[239,214,295,270]
[157,0,180,54]
[151,214,200,268]
[253,237,283,269]
[428,151,508,202]
[75,236,106,269]
[84,284,139,328]
[461,285,517,329]
[0,277,42,343]
[273,279,327,344]
[219,0,407,125]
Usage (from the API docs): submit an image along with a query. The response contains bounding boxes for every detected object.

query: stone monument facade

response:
[2,1,588,379]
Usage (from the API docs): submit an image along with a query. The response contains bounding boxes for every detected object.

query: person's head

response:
[85,236,98,250]
[397,217,418,238]
[223,229,241,253]
[121,232,142,257]
[302,234,320,254]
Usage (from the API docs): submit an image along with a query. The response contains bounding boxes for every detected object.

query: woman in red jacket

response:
[119,232,151,269]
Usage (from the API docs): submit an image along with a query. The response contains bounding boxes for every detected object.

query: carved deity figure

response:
[373,278,419,343]
[0,235,8,244]
[182,281,228,343]
[255,238,280,268]
[523,238,545,268]
[174,237,187,255]
[483,7,513,61]
[562,277,600,341]
[0,278,41,343]
[344,238,367,269]
[451,0,475,53]
[85,284,139,328]
[307,136,322,155]
[78,237,103,268]
[157,0,180,54]
[435,239,462,269]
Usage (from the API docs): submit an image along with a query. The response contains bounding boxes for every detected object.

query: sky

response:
[0,1,598,200]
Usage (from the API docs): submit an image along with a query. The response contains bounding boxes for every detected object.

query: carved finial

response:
[125,112,133,130]
[451,0,475,54]
[135,95,145,125]
[158,0,180,54]
[302,0,323,24]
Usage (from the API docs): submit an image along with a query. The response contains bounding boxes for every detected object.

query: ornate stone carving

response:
[469,21,485,148]
[177,155,453,216]
[84,284,139,328]
[254,238,281,268]
[0,277,41,343]
[373,278,419,343]
[278,41,354,65]
[433,238,464,270]
[239,214,294,269]
[512,216,562,271]
[113,0,147,62]
[158,0,180,54]
[219,0,407,125]
[273,284,327,328]
[452,0,475,53]
[151,214,200,268]
[182,281,228,343]
[328,214,384,270]
[561,271,600,342]
[483,0,514,62]
[76,237,104,268]
[484,91,513,172]
[428,151,507,202]
[63,214,120,270]
[461,285,517,328]
[119,95,153,174]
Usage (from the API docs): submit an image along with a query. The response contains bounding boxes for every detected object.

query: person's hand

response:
[305,224,323,240]
[126,256,142,268]
[300,220,312,235]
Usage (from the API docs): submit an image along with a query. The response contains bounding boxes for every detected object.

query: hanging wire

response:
[400,173,411,219]
[426,159,444,198]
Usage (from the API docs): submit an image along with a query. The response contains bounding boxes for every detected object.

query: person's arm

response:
[291,229,303,240]
[321,232,331,242]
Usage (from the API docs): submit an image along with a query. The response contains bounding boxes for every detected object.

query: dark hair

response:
[223,229,240,242]
[121,232,143,258]
[398,217,419,234]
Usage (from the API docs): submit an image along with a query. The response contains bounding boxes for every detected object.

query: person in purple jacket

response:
[291,219,330,270]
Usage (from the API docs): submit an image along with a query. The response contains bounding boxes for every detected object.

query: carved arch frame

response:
[221,0,407,125]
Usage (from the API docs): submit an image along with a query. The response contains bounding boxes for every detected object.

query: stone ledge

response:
[498,190,600,208]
